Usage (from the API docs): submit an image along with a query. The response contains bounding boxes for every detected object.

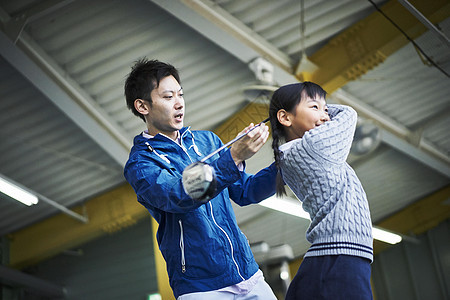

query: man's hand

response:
[230,123,270,165]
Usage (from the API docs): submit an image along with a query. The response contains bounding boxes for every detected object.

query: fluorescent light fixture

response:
[372,227,402,244]
[260,196,402,244]
[0,175,39,206]
[260,196,310,220]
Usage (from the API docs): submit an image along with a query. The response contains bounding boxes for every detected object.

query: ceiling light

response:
[0,175,38,206]
[372,226,402,244]
[260,196,402,244]
[259,196,310,220]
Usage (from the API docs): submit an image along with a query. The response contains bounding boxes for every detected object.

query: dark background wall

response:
[372,219,450,300]
[28,217,158,300]
[4,217,448,300]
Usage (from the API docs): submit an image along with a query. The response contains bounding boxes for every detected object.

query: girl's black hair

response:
[268,82,327,196]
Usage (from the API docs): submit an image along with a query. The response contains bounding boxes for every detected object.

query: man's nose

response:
[174,96,184,107]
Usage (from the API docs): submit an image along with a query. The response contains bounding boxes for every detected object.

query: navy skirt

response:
[285,255,373,300]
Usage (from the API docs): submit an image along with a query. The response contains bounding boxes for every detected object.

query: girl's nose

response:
[321,111,330,122]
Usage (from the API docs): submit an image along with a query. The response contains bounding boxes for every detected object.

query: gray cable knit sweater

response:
[279,104,373,262]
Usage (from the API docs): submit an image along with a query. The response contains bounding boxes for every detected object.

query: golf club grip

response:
[199,117,270,163]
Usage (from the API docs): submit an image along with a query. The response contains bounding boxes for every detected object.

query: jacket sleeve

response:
[204,148,277,207]
[226,162,277,206]
[124,155,203,214]
[302,104,357,164]
[196,131,277,206]
[124,133,246,214]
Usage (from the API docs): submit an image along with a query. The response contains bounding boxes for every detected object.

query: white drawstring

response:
[188,132,203,156]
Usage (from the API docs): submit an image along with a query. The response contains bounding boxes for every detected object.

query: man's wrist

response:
[230,148,243,165]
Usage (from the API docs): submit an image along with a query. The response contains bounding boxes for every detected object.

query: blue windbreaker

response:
[124,127,277,298]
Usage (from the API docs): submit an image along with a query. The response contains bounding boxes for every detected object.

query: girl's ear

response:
[277,109,291,127]
[134,99,150,116]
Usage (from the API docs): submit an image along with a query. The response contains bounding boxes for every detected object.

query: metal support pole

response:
[397,0,450,48]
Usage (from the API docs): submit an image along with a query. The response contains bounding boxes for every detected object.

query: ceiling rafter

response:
[1,0,75,43]
[0,5,130,166]
[150,0,298,85]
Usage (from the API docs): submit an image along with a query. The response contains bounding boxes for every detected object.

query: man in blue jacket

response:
[123,58,278,299]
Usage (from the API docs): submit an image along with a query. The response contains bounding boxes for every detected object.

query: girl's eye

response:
[312,105,318,109]
[164,95,173,99]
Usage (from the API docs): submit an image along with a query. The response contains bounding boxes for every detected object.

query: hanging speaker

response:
[242,57,279,103]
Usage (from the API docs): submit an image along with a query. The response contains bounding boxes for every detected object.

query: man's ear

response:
[277,109,291,127]
[134,99,150,116]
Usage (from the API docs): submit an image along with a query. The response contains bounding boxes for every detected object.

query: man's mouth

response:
[175,113,183,120]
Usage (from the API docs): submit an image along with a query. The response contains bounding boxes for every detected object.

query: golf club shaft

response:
[199,117,270,163]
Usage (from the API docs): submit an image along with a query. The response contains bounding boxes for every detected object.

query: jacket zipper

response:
[178,220,186,273]
[208,202,245,281]
[177,129,239,277]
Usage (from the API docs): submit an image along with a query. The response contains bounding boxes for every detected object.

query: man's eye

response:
[164,95,172,99]
[179,93,184,97]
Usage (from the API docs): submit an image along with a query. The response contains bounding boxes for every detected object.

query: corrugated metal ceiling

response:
[0,0,448,260]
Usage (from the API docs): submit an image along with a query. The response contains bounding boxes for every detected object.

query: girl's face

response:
[279,93,330,141]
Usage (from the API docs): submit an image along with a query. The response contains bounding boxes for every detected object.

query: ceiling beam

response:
[149,0,298,86]
[2,0,75,43]
[179,0,293,73]
[0,8,131,167]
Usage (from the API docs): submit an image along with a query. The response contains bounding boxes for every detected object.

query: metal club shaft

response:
[199,118,270,163]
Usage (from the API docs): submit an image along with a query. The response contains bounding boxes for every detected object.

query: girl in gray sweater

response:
[268,82,373,299]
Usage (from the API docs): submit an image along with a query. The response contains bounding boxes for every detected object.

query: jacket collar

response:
[132,127,193,150]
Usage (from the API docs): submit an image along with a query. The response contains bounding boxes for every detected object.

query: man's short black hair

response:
[124,58,180,121]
